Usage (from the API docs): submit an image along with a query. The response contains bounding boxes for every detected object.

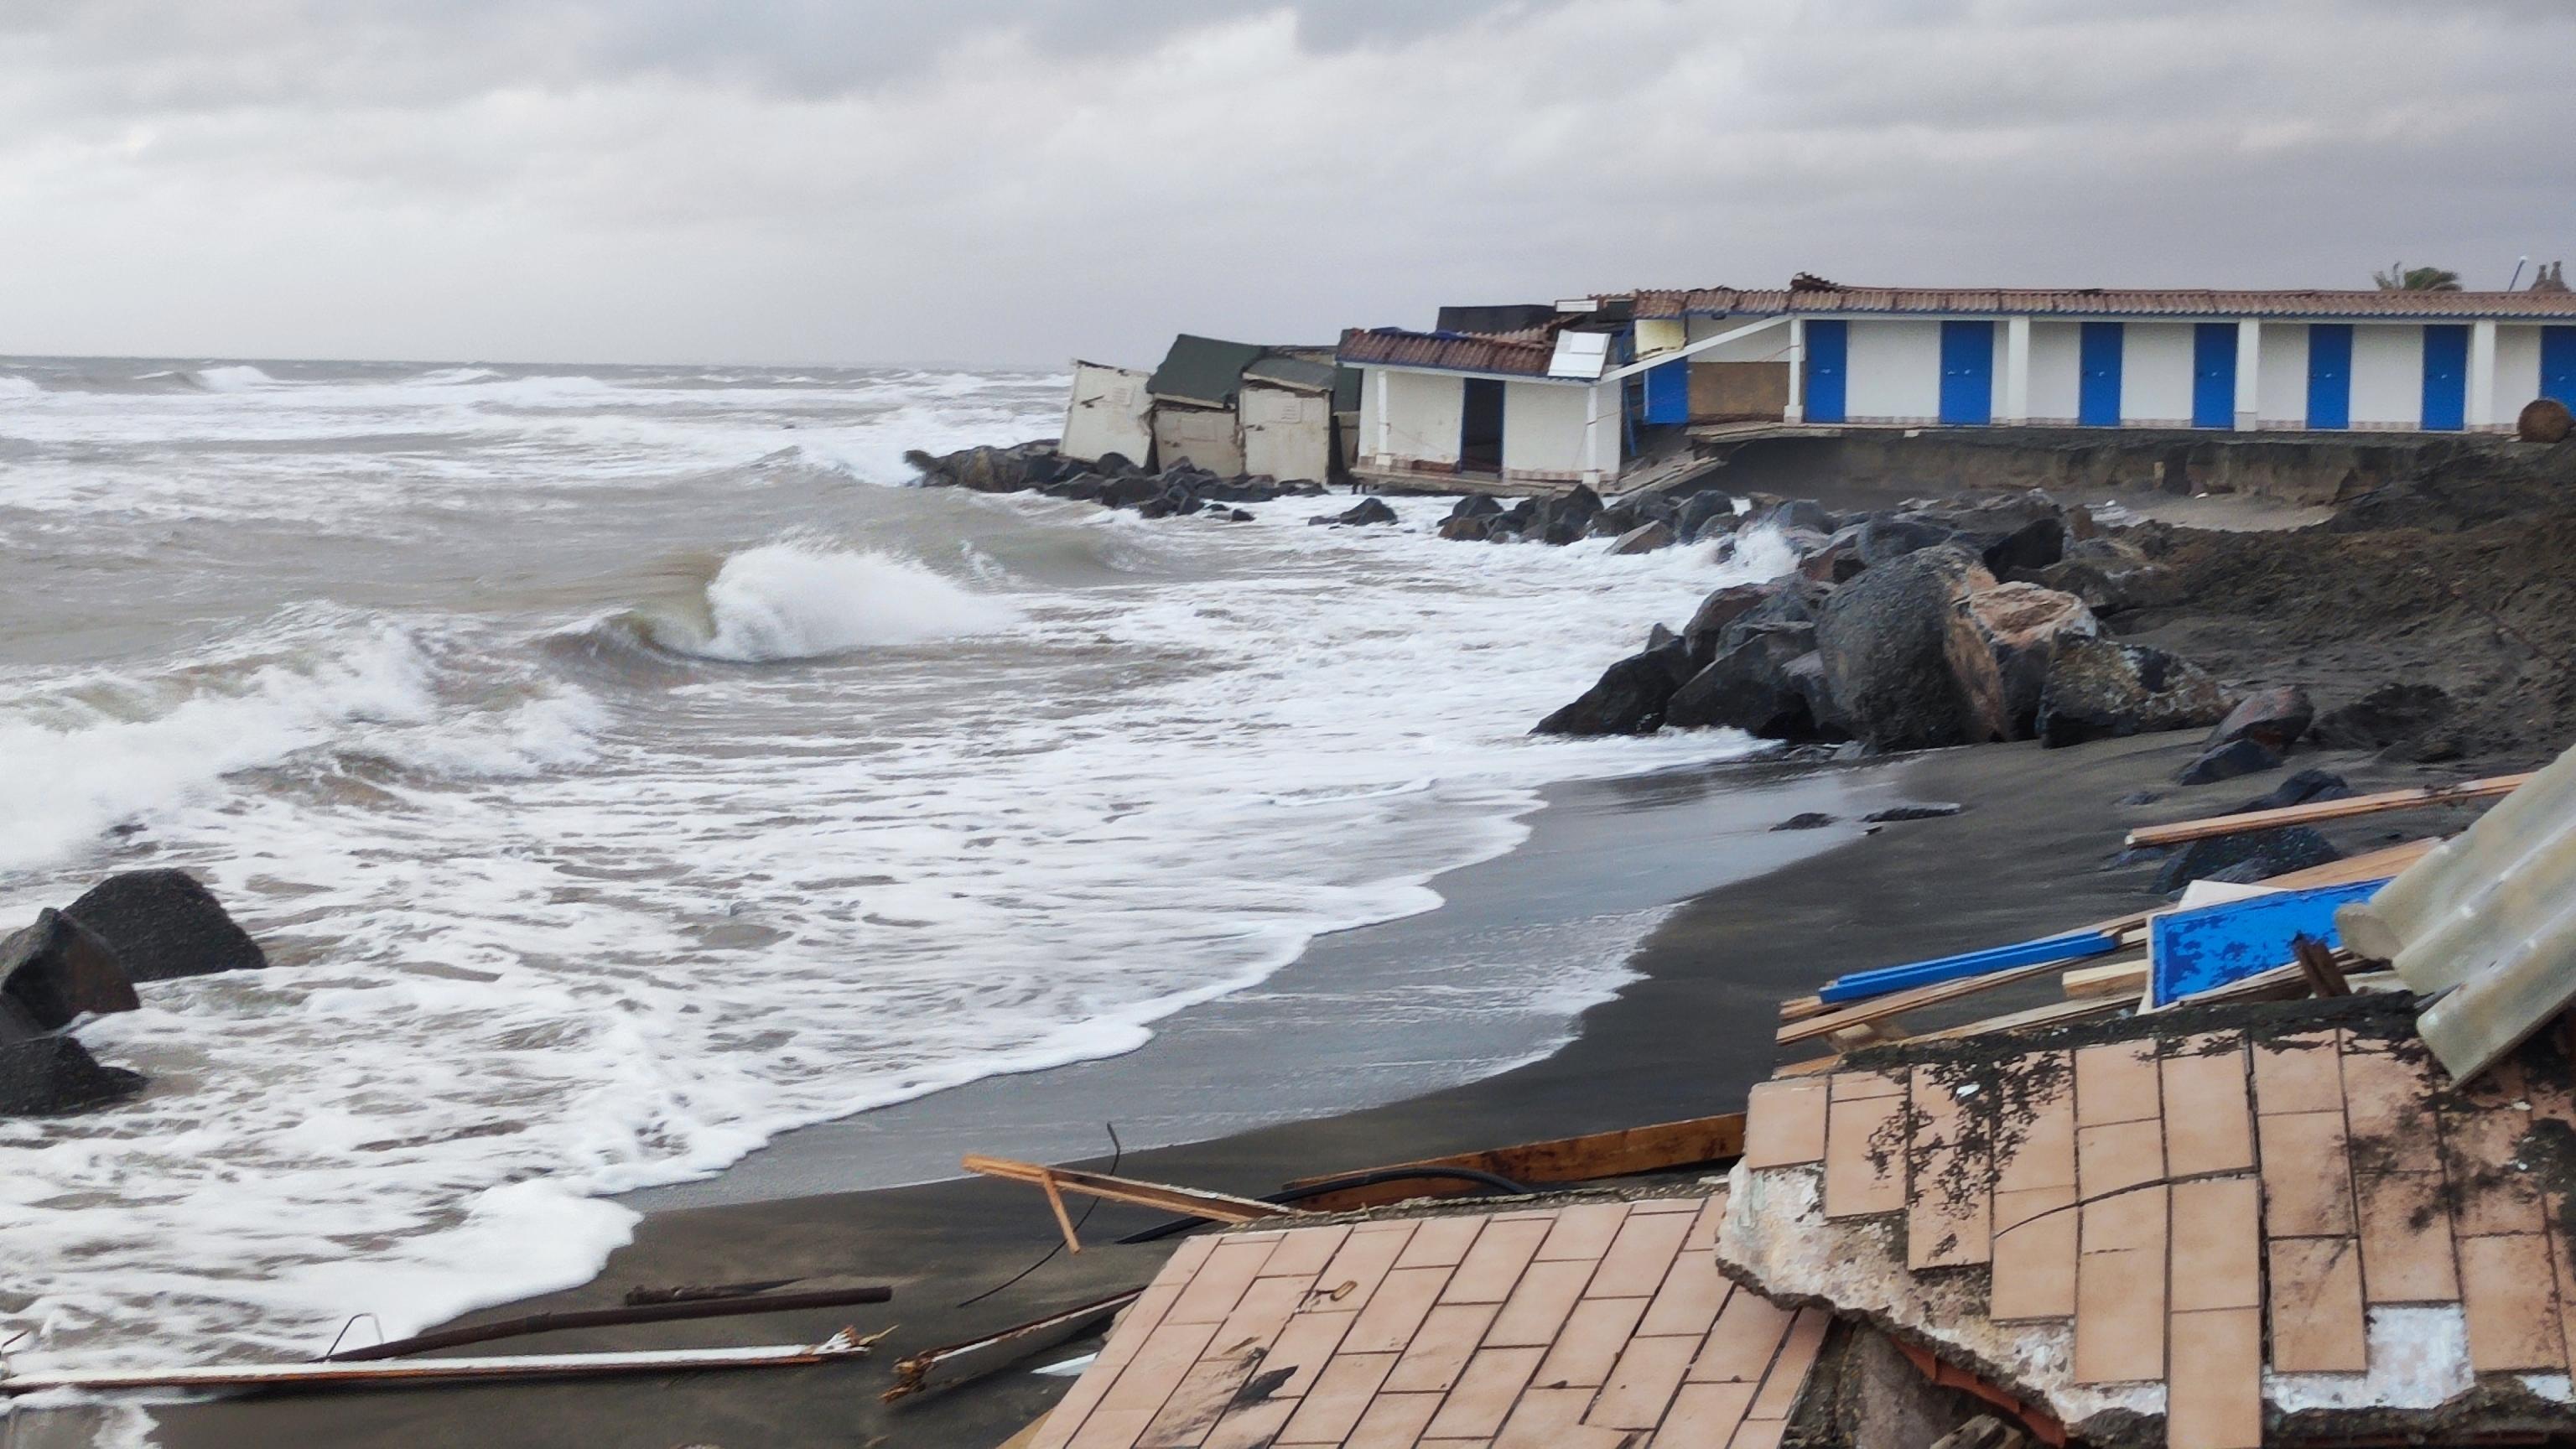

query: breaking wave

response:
[641,542,1021,662]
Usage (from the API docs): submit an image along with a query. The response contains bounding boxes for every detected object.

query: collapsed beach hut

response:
[1238,352,1341,486]
[1145,335,1268,478]
[1060,361,1155,467]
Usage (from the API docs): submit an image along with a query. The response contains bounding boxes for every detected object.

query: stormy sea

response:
[0,359,1784,1372]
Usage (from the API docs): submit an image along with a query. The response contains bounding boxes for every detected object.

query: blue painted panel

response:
[1643,360,1690,424]
[1804,320,1847,423]
[1939,320,1994,425]
[2306,324,2353,430]
[2147,880,2390,1008]
[2078,322,2123,427]
[2192,323,2236,428]
[1818,930,2119,1005]
[2543,327,2576,408]
[2423,325,2469,431]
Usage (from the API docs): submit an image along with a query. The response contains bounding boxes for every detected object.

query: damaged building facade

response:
[1337,278,2576,491]
[1057,335,1357,485]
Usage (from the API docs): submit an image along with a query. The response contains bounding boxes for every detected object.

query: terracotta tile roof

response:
[1028,1193,1828,1449]
[1723,1015,2576,1447]
[1624,285,2576,320]
[1336,325,1557,377]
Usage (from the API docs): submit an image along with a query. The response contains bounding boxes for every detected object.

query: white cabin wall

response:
[1379,371,1465,465]
[2121,323,2195,427]
[1502,381,1592,477]
[2494,325,2544,428]
[2026,322,2081,424]
[1845,319,1943,423]
[2256,323,2310,429]
[1150,404,1244,476]
[1239,386,1333,482]
[1060,363,1155,464]
[2350,325,2423,429]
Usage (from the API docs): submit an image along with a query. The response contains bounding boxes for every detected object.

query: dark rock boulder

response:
[1684,583,1776,665]
[1976,516,2067,576]
[1797,533,1867,584]
[1093,451,1141,476]
[2033,640,2233,750]
[1311,496,1398,527]
[1961,583,2099,738]
[1609,521,1675,555]
[2152,827,2342,894]
[2031,558,2183,615]
[1716,578,1835,657]
[1551,484,1606,529]
[1746,497,1836,536]
[1813,545,2009,752]
[1853,514,1957,569]
[0,999,144,1115]
[2521,397,2574,444]
[1665,628,1824,738]
[2176,737,2284,786]
[63,870,267,984]
[1043,472,1107,502]
[1532,641,1696,737]
[1103,475,1164,510]
[1,909,138,1031]
[2313,683,2453,752]
[1771,813,1837,832]
[905,441,1058,493]
[1677,491,1737,543]
[1647,623,1679,652]
[1447,495,1503,522]
[2203,685,2314,755]
[1587,503,1644,538]
[1437,516,1493,542]
[2233,769,2353,814]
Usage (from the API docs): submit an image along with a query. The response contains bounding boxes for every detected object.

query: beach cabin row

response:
[1337,277,2576,488]
[1060,335,1357,484]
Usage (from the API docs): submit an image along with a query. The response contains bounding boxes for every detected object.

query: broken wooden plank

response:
[2124,775,2528,849]
[1781,911,2153,1021]
[1280,1113,1748,1213]
[1784,948,2136,1046]
[963,1156,1301,1225]
[327,1284,894,1362]
[883,1290,1143,1403]
[3,1331,871,1394]
[1918,994,2138,1043]
[2059,958,2150,999]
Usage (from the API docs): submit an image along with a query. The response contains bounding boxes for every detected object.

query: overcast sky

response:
[3,1,2570,366]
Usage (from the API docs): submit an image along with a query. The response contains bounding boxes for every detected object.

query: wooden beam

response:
[1039,1171,1084,1255]
[2059,958,2151,1000]
[1779,932,2144,1046]
[1919,992,2139,1042]
[2,1332,871,1394]
[962,1156,1301,1225]
[2124,776,2527,849]
[1781,911,2154,1022]
[2254,836,2440,888]
[1279,1112,1748,1213]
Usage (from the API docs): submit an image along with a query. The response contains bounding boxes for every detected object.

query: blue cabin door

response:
[2422,325,2468,431]
[2078,323,2123,426]
[2543,327,2576,408]
[1939,320,1993,425]
[2192,324,2236,428]
[1642,360,1690,424]
[2306,324,2353,430]
[1804,320,1846,423]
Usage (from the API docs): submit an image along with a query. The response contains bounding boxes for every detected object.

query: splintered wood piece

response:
[1041,1171,1084,1256]
[963,1156,1301,1225]
[1280,1113,1748,1212]
[2122,776,2527,849]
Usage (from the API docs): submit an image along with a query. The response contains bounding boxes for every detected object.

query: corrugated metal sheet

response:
[1623,286,2576,320]
[2336,745,2576,1083]
[1146,334,1269,406]
[1335,326,1557,377]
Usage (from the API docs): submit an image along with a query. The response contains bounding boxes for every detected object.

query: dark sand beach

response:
[116,725,2483,1449]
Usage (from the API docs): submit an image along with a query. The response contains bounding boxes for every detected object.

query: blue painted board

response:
[1819,929,2120,1005]
[1805,320,1847,423]
[2147,879,2390,1008]
[2078,322,2123,426]
[2422,325,2469,431]
[2192,323,2236,428]
[1643,360,1690,423]
[2307,324,2353,430]
[2542,326,2576,409]
[1939,320,1993,425]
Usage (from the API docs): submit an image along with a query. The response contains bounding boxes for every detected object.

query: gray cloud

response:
[0,1,2567,365]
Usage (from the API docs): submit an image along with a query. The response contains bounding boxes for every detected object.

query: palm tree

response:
[2373,262,2464,292]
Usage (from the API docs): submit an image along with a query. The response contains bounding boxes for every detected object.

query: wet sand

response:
[115,730,2444,1449]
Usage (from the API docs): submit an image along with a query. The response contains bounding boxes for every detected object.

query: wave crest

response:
[644,543,1021,662]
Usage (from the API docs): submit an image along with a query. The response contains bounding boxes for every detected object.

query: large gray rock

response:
[1961,583,2100,738]
[1665,628,1824,738]
[2033,639,2233,749]
[1814,545,2008,752]
[1684,583,1776,666]
[63,870,267,984]
[2152,827,2341,894]
[1676,491,1737,543]
[0,999,143,1116]
[1852,514,1957,569]
[1532,641,1696,737]
[2202,685,2314,754]
[1608,521,1675,555]
[1,909,137,1030]
[904,441,1059,492]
